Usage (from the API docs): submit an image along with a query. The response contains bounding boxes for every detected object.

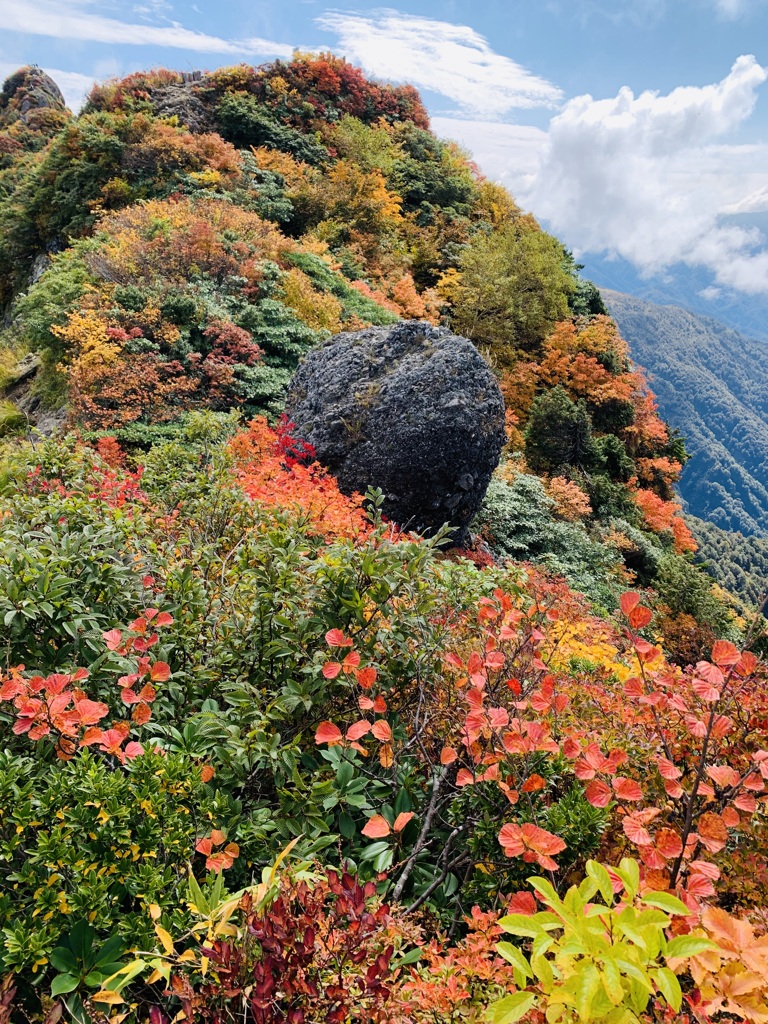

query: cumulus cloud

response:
[0,0,293,57]
[521,55,768,294]
[317,9,562,117]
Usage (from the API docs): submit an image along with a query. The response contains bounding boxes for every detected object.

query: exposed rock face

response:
[151,85,212,133]
[285,320,506,543]
[0,66,68,126]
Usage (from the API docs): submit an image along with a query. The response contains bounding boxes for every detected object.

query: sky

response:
[2,0,768,302]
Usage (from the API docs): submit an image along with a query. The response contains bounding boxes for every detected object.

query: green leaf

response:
[575,962,601,1021]
[339,811,355,838]
[665,935,716,959]
[392,947,423,967]
[486,991,537,1024]
[528,877,562,909]
[359,841,390,862]
[51,974,79,997]
[586,861,615,906]
[496,942,532,979]
[93,935,125,967]
[616,859,640,899]
[651,968,682,1012]
[498,913,546,938]
[49,947,79,974]
[67,921,95,966]
[187,872,209,915]
[640,892,690,916]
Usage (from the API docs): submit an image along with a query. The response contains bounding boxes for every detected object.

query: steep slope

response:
[604,289,768,536]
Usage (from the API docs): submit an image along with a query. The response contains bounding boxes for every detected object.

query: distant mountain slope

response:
[604,289,768,536]
[688,516,768,611]
[584,254,768,341]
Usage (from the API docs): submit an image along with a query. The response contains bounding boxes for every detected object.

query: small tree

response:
[524,386,593,473]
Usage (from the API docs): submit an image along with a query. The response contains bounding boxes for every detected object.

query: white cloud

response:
[519,55,768,295]
[430,117,547,180]
[0,0,293,57]
[317,8,562,118]
[724,183,768,212]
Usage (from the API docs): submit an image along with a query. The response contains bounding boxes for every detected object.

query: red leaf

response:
[362,815,390,838]
[711,640,741,668]
[657,757,682,780]
[585,779,612,807]
[346,720,371,741]
[103,629,123,651]
[342,651,361,673]
[456,768,475,787]
[371,720,392,743]
[74,699,109,725]
[322,662,342,679]
[149,661,171,683]
[326,628,353,648]
[628,606,652,630]
[733,792,756,814]
[507,891,537,916]
[620,592,641,615]
[612,777,644,801]
[692,677,721,702]
[315,721,343,745]
[155,612,174,627]
[686,873,716,898]
[440,746,458,765]
[706,765,739,788]
[623,813,655,846]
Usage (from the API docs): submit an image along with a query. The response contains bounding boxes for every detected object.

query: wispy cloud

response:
[318,8,562,118]
[0,0,293,57]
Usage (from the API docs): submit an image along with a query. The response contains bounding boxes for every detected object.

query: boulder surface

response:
[285,320,505,542]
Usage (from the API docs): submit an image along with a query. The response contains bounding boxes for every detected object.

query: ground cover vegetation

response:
[0,58,767,1023]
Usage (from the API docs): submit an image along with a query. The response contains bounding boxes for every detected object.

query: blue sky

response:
[2,0,768,300]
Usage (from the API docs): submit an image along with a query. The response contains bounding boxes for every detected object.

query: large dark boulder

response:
[284,320,506,542]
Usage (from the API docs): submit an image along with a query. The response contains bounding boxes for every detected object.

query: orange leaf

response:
[456,768,475,787]
[362,815,390,838]
[521,774,546,793]
[711,640,741,668]
[210,829,226,846]
[200,765,215,783]
[692,677,721,702]
[393,812,414,833]
[196,837,213,856]
[440,746,458,765]
[371,720,392,743]
[131,702,152,725]
[355,667,377,689]
[322,662,342,680]
[315,721,343,745]
[623,813,654,846]
[379,744,394,768]
[698,811,728,853]
[155,612,174,627]
[656,828,683,859]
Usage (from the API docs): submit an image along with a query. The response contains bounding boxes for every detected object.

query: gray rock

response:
[285,320,506,543]
[151,85,212,134]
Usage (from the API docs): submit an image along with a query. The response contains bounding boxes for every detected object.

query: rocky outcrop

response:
[0,66,68,127]
[285,320,506,543]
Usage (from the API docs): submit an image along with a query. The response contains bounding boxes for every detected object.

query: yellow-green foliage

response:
[491,859,713,1024]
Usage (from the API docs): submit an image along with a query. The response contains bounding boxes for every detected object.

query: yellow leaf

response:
[92,991,124,1006]
[154,925,174,955]
[148,903,161,921]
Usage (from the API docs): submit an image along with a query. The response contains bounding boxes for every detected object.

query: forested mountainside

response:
[604,289,768,537]
[2,61,768,1022]
[586,255,768,343]
[689,515,768,611]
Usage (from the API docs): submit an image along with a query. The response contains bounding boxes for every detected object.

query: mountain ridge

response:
[604,288,768,536]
